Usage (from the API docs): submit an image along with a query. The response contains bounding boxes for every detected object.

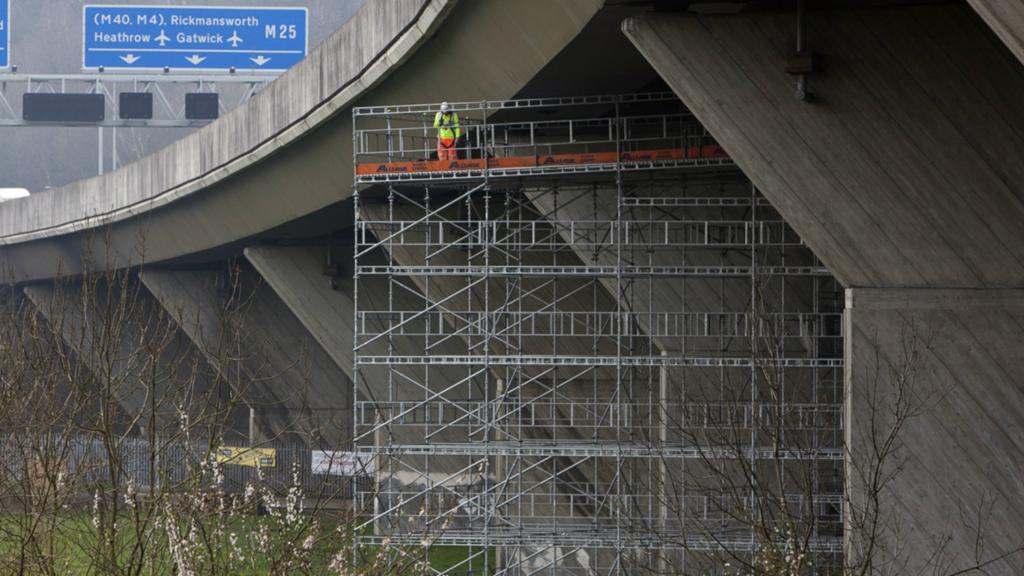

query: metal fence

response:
[0,434,372,503]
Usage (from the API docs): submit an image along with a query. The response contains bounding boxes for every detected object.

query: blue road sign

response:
[0,0,10,69]
[83,5,307,72]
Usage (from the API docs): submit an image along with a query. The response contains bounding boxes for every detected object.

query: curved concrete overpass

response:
[0,0,604,281]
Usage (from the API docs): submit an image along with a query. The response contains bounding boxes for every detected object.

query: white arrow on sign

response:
[250,55,271,67]
[119,54,141,65]
[228,31,243,48]
[185,55,207,66]
[155,30,170,47]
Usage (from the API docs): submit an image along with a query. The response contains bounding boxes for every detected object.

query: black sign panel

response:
[185,93,218,120]
[23,93,105,123]
[119,92,153,120]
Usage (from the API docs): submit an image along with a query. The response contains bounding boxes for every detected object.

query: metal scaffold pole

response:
[351,93,846,575]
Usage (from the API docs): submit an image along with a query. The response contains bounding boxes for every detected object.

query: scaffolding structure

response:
[352,95,844,575]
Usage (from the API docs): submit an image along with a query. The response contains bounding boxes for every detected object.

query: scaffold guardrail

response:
[352,93,733,183]
[356,310,842,340]
[355,264,833,278]
[355,401,842,441]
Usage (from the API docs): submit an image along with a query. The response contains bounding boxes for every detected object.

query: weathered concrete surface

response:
[625,4,1024,572]
[22,280,231,435]
[242,243,475,414]
[140,268,350,444]
[624,4,1024,289]
[244,245,355,378]
[0,0,604,282]
[968,0,1024,67]
[845,289,1024,573]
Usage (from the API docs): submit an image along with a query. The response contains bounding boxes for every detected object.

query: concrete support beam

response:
[3,293,110,429]
[968,1,1024,67]
[242,244,479,404]
[624,4,1024,289]
[243,246,354,379]
[845,288,1024,573]
[140,268,350,445]
[625,4,1024,569]
[245,243,510,522]
[23,279,224,435]
[243,244,477,487]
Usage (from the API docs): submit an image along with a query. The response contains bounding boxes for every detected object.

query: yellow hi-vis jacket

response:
[434,111,461,140]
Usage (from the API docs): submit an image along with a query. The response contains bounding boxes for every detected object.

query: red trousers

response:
[437,137,456,161]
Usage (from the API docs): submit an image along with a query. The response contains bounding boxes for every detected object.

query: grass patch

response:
[0,511,493,574]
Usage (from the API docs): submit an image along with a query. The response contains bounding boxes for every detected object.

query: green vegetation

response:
[0,511,491,575]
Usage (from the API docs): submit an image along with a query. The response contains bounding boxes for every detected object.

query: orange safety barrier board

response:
[356,146,728,176]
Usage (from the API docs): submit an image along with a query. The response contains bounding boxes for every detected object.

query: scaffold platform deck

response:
[355,146,730,184]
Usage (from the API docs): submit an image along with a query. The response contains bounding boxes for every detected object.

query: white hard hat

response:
[440,101,451,112]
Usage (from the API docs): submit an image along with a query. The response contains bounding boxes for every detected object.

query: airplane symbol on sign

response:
[228,31,243,47]
[155,30,170,47]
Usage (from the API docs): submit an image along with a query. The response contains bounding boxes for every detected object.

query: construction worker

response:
[434,102,461,161]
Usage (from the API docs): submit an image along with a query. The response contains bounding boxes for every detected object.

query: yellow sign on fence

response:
[215,446,276,468]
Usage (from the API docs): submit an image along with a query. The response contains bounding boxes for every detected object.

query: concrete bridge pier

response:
[625,3,1024,571]
[845,288,1024,573]
[140,268,351,446]
[22,279,235,437]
